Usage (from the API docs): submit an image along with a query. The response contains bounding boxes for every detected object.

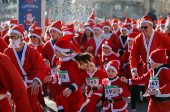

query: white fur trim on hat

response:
[149,57,163,65]
[112,23,118,25]
[160,24,165,26]
[30,33,41,38]
[87,62,95,67]
[88,18,95,23]
[105,66,118,75]
[53,45,70,52]
[93,27,102,32]
[85,26,93,32]
[125,23,132,25]
[9,30,24,39]
[50,27,62,34]
[127,37,135,41]
[63,31,73,36]
[103,25,111,30]
[10,23,16,26]
[102,44,112,51]
[140,20,153,25]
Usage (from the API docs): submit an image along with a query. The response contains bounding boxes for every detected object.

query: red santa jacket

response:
[0,38,7,53]
[28,43,43,55]
[109,33,120,52]
[130,30,170,74]
[4,42,46,86]
[42,39,59,66]
[1,29,7,38]
[81,69,107,97]
[0,53,31,112]
[129,65,170,101]
[87,37,105,66]
[52,57,83,111]
[3,34,10,45]
[118,34,128,52]
[74,31,83,45]
[102,77,130,111]
[99,52,118,71]
[80,38,89,52]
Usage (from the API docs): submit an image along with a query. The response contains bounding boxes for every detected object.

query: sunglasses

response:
[141,26,149,30]
[10,35,20,39]
[30,36,37,39]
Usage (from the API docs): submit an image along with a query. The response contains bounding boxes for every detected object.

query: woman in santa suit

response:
[80,23,94,52]
[87,24,105,67]
[28,27,44,55]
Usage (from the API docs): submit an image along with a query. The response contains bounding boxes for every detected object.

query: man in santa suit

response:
[102,21,120,52]
[42,20,62,101]
[4,24,46,112]
[112,19,121,36]
[0,38,7,53]
[1,23,9,38]
[3,19,18,45]
[124,18,139,35]
[156,18,166,33]
[0,53,32,112]
[130,15,170,101]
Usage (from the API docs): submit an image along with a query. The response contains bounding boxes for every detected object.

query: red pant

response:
[48,82,58,102]
[0,97,12,112]
[85,94,101,112]
[148,99,170,112]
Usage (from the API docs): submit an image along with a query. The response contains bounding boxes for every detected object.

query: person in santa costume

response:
[122,47,170,112]
[42,20,62,102]
[44,26,51,42]
[74,53,107,112]
[124,18,139,35]
[3,19,18,45]
[165,15,170,36]
[1,23,9,38]
[117,25,128,57]
[111,19,121,36]
[0,37,7,53]
[4,24,46,112]
[88,10,96,24]
[0,53,32,112]
[156,18,166,33]
[87,24,106,67]
[99,39,119,71]
[102,21,120,52]
[28,27,44,54]
[80,23,94,52]
[44,34,83,112]
[130,15,170,102]
[98,60,130,112]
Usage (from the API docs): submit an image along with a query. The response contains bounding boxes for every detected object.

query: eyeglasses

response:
[10,35,20,39]
[141,26,149,30]
[30,36,37,39]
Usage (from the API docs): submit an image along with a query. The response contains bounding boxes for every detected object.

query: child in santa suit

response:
[74,53,107,112]
[117,32,145,112]
[99,39,119,71]
[121,48,170,112]
[44,34,83,112]
[98,60,130,112]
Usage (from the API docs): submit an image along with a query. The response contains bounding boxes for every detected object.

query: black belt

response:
[61,83,72,87]
[105,98,122,104]
[138,63,143,66]
[88,86,98,91]
[21,73,36,77]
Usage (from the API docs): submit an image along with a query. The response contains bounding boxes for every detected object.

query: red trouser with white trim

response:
[85,94,101,112]
[148,99,170,112]
[0,97,12,112]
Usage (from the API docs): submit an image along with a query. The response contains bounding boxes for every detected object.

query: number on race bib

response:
[85,77,99,87]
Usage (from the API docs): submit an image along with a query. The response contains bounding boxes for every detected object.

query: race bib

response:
[148,77,159,90]
[105,85,119,97]
[57,69,70,82]
[85,77,99,87]
[103,62,108,69]
[51,66,57,76]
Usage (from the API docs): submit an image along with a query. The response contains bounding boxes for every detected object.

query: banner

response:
[18,0,41,31]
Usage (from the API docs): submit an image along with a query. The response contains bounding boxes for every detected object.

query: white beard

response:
[94,34,103,41]
[8,38,21,48]
[160,27,165,32]
[27,17,33,22]
[103,32,112,39]
[74,25,80,32]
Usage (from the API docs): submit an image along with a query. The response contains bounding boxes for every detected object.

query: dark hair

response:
[80,31,93,45]
[74,52,93,68]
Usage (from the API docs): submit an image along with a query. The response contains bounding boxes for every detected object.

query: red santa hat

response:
[29,21,37,31]
[8,24,25,39]
[63,28,74,36]
[84,24,93,32]
[29,27,42,38]
[149,47,166,65]
[53,34,74,56]
[102,21,111,30]
[67,23,74,29]
[86,55,96,67]
[10,19,18,26]
[132,20,137,26]
[159,18,166,26]
[93,24,103,32]
[105,60,119,74]
[140,15,153,25]
[124,18,132,25]
[120,25,128,33]
[112,19,118,25]
[25,13,32,17]
[127,32,139,41]
[102,39,112,51]
[49,21,62,34]
[88,10,95,23]
[118,19,123,24]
